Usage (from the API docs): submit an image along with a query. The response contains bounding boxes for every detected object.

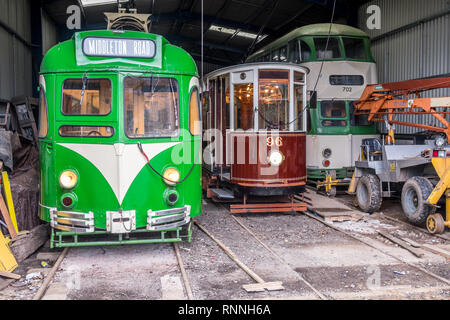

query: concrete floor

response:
[1,192,449,300]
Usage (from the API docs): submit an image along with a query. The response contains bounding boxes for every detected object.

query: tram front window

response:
[124,77,179,138]
[258,70,289,131]
[314,37,341,59]
[343,37,366,60]
[321,100,347,127]
[62,78,111,115]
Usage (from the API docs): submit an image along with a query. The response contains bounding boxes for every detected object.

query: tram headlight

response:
[322,148,332,159]
[268,151,284,166]
[163,168,180,186]
[59,170,78,189]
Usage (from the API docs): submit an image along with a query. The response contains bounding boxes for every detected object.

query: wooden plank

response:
[0,229,17,272]
[402,238,422,248]
[378,231,424,258]
[0,193,17,239]
[33,247,69,300]
[421,244,450,260]
[243,281,284,292]
[0,270,21,279]
[10,224,49,263]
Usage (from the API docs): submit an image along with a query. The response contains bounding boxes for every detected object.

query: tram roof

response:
[204,62,309,80]
[247,23,369,61]
[40,29,198,76]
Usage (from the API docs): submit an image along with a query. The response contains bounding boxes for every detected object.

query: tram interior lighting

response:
[80,0,127,7]
[209,25,267,41]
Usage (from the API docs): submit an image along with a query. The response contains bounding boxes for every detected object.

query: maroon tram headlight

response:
[268,150,284,166]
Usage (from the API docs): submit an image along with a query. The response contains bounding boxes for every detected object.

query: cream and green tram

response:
[247,23,379,195]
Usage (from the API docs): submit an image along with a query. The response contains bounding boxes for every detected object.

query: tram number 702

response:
[342,87,352,92]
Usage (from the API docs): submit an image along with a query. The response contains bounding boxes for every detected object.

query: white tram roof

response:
[204,62,309,81]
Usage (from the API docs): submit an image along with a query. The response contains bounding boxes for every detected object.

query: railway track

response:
[291,196,450,289]
[31,240,194,300]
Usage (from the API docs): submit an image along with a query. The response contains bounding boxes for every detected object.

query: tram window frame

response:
[288,40,300,63]
[271,49,280,62]
[313,37,342,60]
[342,37,367,60]
[320,100,347,119]
[189,87,202,136]
[38,89,48,138]
[258,69,290,131]
[299,40,312,62]
[124,76,180,139]
[59,125,115,138]
[61,78,112,116]
[350,102,371,126]
[279,46,288,62]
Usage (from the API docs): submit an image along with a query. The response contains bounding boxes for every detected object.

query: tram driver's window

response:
[62,79,111,115]
[258,70,290,131]
[320,100,346,118]
[124,77,179,138]
[314,37,341,59]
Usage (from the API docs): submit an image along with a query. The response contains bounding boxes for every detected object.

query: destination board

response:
[82,37,156,59]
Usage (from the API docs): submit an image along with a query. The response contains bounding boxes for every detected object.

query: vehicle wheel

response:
[356,174,382,213]
[401,177,436,226]
[426,213,445,234]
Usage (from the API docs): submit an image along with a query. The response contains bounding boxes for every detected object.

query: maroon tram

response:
[202,63,308,213]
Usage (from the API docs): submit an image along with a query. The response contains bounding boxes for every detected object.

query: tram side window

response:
[38,89,48,138]
[279,46,287,62]
[294,84,304,131]
[189,87,201,136]
[314,37,341,59]
[258,70,290,131]
[288,40,300,63]
[124,77,180,138]
[300,40,312,61]
[343,37,366,60]
[271,49,280,61]
[234,83,254,130]
[62,79,111,115]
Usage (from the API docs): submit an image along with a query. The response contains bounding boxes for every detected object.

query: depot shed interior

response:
[0,0,449,235]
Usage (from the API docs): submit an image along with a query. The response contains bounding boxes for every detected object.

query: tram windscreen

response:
[314,37,341,59]
[62,79,111,115]
[124,77,179,138]
[258,70,290,131]
[343,37,366,60]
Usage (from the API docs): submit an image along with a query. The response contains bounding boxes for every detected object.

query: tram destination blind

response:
[82,37,156,59]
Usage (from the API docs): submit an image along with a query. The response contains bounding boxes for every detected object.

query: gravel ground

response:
[1,192,449,300]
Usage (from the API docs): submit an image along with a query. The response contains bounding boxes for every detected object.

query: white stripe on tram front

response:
[58,142,181,205]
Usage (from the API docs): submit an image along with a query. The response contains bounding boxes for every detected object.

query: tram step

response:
[209,188,235,200]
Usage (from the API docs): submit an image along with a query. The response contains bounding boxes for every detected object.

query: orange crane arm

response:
[354,77,450,140]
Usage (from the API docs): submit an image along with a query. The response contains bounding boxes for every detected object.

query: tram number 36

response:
[267,137,283,147]
[342,87,352,92]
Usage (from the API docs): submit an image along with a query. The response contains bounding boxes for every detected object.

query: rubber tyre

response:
[426,213,445,234]
[401,177,436,226]
[356,174,382,213]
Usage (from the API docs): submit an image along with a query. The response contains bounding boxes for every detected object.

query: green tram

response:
[247,24,379,195]
[38,30,202,247]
